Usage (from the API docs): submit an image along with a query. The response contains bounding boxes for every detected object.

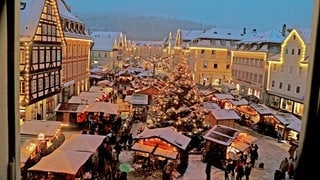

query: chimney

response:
[282,24,287,36]
[243,28,246,34]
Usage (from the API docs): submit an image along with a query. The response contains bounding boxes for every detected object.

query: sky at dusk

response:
[65,0,314,31]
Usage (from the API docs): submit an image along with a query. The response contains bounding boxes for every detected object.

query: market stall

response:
[54,102,86,124]
[204,109,240,128]
[57,134,106,153]
[211,93,234,108]
[131,127,191,172]
[203,125,257,169]
[84,101,118,115]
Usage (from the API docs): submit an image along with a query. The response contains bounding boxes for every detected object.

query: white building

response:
[266,28,311,118]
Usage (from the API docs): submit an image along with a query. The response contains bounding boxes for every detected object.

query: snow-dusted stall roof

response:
[90,31,121,51]
[203,125,239,146]
[20,0,46,41]
[202,102,221,110]
[273,112,301,126]
[134,127,191,150]
[210,109,241,120]
[286,119,301,133]
[213,93,234,100]
[250,103,274,115]
[227,98,249,106]
[20,120,62,137]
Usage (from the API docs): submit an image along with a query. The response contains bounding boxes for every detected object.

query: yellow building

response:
[266,28,310,118]
[20,0,65,121]
[176,28,251,86]
[58,0,93,102]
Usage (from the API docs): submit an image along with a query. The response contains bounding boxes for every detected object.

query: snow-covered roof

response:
[202,102,221,110]
[57,0,82,23]
[227,98,249,106]
[20,0,46,41]
[249,103,273,115]
[294,28,311,44]
[134,127,191,150]
[180,29,204,41]
[286,119,301,132]
[90,31,121,51]
[213,93,234,100]
[134,40,165,46]
[273,112,301,125]
[200,27,250,40]
[239,29,287,44]
[210,109,241,120]
[203,125,240,146]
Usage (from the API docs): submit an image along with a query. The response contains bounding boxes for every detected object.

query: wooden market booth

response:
[20,120,63,176]
[204,109,240,128]
[272,112,301,141]
[211,93,234,109]
[131,127,191,171]
[203,125,257,169]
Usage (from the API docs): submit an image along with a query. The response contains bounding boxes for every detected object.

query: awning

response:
[231,138,251,152]
[153,148,178,159]
[54,103,86,113]
[58,134,106,153]
[131,143,154,153]
[84,101,118,114]
[28,150,92,175]
[20,120,62,137]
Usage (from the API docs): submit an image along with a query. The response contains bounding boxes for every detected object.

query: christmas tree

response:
[147,60,210,136]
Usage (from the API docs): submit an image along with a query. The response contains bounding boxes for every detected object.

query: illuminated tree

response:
[148,60,209,136]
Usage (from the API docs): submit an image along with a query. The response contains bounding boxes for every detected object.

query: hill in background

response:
[75,12,213,41]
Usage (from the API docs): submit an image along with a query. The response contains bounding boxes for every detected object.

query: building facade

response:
[58,0,93,102]
[231,25,288,102]
[20,0,65,121]
[266,28,310,118]
[90,31,126,72]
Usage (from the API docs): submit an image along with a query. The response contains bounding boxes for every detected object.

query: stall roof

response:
[125,94,148,105]
[213,93,234,100]
[250,103,274,115]
[153,148,178,159]
[131,143,155,153]
[203,125,240,146]
[58,134,106,153]
[210,109,241,120]
[273,112,301,125]
[67,96,99,104]
[20,138,40,165]
[79,91,104,98]
[20,120,62,137]
[84,101,118,114]
[54,103,86,113]
[286,118,301,132]
[134,127,191,150]
[227,98,249,106]
[202,102,221,110]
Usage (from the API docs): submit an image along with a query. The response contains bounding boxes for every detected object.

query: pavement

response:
[61,121,294,180]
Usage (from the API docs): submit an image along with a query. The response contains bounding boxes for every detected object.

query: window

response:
[280,65,284,72]
[211,50,216,56]
[201,49,205,55]
[287,84,291,91]
[220,40,226,46]
[226,64,230,69]
[203,62,208,68]
[213,63,218,69]
[279,82,283,89]
[298,49,301,55]
[20,81,26,94]
[272,64,276,71]
[292,49,295,55]
[286,49,288,54]
[296,86,301,93]
[272,80,275,87]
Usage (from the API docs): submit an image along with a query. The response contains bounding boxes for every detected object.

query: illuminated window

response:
[203,62,208,68]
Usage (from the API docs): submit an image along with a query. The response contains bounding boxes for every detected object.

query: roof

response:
[134,127,191,150]
[213,93,234,100]
[180,29,204,41]
[250,103,273,115]
[57,0,82,23]
[239,29,287,44]
[54,103,86,113]
[295,28,311,44]
[124,94,148,105]
[20,0,46,41]
[20,120,62,137]
[203,125,240,146]
[210,109,241,120]
[90,31,121,51]
[227,98,249,106]
[273,112,301,126]
[201,27,251,40]
[202,102,221,110]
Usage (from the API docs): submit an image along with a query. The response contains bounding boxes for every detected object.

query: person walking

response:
[279,157,289,179]
[244,163,252,180]
[235,160,244,180]
[205,162,212,180]
[288,161,295,179]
